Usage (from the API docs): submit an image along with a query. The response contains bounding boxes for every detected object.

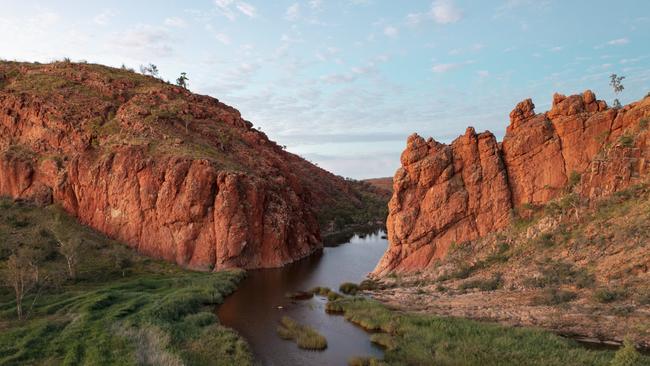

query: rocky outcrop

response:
[0,61,379,270]
[375,91,650,275]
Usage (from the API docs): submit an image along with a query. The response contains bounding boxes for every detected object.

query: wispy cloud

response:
[164,17,187,28]
[431,0,463,24]
[432,60,473,73]
[93,9,116,26]
[112,25,174,58]
[214,0,257,20]
[407,0,463,26]
[607,38,629,45]
[383,26,398,38]
[286,3,301,21]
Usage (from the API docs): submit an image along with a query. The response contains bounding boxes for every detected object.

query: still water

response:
[218,230,388,366]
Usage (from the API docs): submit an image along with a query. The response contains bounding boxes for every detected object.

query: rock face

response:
[0,61,377,270]
[375,91,650,275]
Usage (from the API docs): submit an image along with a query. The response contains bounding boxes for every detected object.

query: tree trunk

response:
[16,296,23,320]
[67,258,75,279]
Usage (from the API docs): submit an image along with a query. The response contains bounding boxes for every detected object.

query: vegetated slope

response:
[375,91,650,275]
[0,60,387,270]
[0,199,252,365]
[370,181,650,347]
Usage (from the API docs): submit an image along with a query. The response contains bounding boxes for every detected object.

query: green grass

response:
[328,297,650,366]
[0,199,252,366]
[276,316,328,350]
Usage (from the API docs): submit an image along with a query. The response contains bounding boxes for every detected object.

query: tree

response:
[51,214,82,280]
[609,74,625,109]
[176,72,189,89]
[3,251,39,320]
[140,63,160,78]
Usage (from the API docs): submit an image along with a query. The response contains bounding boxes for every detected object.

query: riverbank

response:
[327,296,650,366]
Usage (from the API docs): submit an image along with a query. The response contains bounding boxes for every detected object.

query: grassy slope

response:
[0,199,252,366]
[327,296,650,366]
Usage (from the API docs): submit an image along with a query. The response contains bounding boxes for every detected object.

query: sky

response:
[0,1,649,179]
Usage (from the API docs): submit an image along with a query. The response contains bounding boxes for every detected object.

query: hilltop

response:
[0,60,386,270]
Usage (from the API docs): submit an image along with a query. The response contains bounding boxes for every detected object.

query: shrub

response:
[340,282,360,295]
[523,261,595,289]
[618,134,634,148]
[531,288,577,306]
[359,279,379,291]
[594,288,627,303]
[567,171,581,190]
[459,273,503,292]
[639,118,649,130]
[536,233,555,248]
[610,339,642,366]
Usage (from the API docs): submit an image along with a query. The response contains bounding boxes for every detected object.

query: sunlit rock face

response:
[0,61,376,270]
[374,91,650,275]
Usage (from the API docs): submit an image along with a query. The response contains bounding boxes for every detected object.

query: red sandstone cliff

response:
[0,61,382,270]
[375,91,650,275]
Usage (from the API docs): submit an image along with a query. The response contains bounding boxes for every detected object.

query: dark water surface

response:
[218,231,388,366]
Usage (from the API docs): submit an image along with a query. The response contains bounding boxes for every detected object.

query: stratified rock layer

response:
[0,61,373,270]
[375,91,650,275]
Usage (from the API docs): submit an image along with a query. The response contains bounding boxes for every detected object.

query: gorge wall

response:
[0,61,379,270]
[374,91,650,275]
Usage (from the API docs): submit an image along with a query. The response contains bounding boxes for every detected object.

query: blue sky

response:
[1,1,649,178]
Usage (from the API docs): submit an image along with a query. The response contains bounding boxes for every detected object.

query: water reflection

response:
[218,230,388,366]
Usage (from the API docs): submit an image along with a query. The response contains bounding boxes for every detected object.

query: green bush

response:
[459,273,503,292]
[610,339,642,366]
[340,282,360,295]
[618,134,634,148]
[568,171,581,190]
[531,288,577,306]
[594,288,627,303]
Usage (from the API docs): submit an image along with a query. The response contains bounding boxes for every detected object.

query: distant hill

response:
[363,177,393,194]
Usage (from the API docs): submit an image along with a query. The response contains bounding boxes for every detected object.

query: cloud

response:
[286,3,301,21]
[448,43,484,55]
[407,0,463,26]
[214,33,231,45]
[594,37,631,49]
[214,0,257,20]
[309,0,323,9]
[204,24,232,45]
[550,46,563,52]
[93,9,116,26]
[432,60,473,73]
[112,25,174,58]
[383,26,398,38]
[164,17,187,28]
[432,63,461,73]
[477,70,490,78]
[431,0,463,24]
[236,2,257,18]
[607,38,629,45]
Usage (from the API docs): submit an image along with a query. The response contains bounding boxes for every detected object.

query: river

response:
[218,230,388,366]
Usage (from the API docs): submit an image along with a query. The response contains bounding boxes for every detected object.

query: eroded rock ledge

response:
[375,91,650,275]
